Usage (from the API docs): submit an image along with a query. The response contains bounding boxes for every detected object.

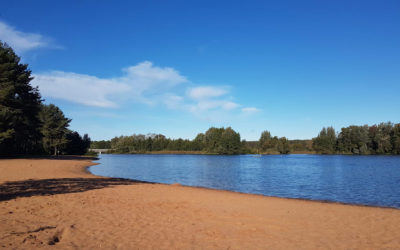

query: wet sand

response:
[1,158,399,249]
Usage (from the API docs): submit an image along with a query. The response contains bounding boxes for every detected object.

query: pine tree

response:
[0,41,42,155]
[64,131,91,155]
[39,104,71,155]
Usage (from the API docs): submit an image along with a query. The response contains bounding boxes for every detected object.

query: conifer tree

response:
[39,104,71,155]
[0,41,42,155]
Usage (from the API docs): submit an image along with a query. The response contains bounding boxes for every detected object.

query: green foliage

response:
[258,123,400,155]
[204,127,224,153]
[192,133,205,151]
[392,124,400,154]
[64,132,91,155]
[277,137,290,154]
[0,41,42,155]
[204,127,241,154]
[240,140,258,154]
[258,130,290,154]
[289,140,313,153]
[259,130,274,152]
[91,140,111,149]
[87,123,400,156]
[85,150,99,156]
[39,104,71,155]
[107,127,243,155]
[0,42,91,156]
[220,127,241,154]
[312,127,337,154]
[369,123,393,154]
[333,122,399,155]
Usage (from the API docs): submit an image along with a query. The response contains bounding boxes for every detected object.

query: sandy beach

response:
[1,158,400,249]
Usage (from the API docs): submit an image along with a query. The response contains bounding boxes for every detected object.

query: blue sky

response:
[1,0,399,140]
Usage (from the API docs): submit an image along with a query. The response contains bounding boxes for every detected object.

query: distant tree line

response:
[90,140,111,149]
[93,123,400,156]
[101,127,243,155]
[93,127,315,155]
[0,41,91,156]
[312,123,400,155]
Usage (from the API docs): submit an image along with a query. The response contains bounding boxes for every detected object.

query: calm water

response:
[90,154,400,208]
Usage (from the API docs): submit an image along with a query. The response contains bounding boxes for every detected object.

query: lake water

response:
[90,154,400,208]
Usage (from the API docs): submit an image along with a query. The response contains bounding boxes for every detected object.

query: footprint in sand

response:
[47,224,75,245]
[48,229,64,245]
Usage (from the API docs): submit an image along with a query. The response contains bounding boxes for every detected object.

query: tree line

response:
[0,41,90,156]
[93,127,313,155]
[103,127,243,155]
[312,123,400,155]
[93,123,400,156]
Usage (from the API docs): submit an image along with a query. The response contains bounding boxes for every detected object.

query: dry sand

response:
[1,158,400,249]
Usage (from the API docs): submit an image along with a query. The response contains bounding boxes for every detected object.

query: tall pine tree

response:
[0,41,42,155]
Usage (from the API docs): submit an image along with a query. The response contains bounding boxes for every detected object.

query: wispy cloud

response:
[242,107,261,114]
[33,61,187,108]
[122,61,187,94]
[192,100,239,111]
[188,98,240,113]
[163,94,185,109]
[187,86,228,100]
[0,21,57,53]
[32,61,260,119]
[185,86,244,115]
[33,71,130,108]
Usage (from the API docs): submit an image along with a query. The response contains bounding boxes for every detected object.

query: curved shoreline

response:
[1,158,400,249]
[87,157,400,210]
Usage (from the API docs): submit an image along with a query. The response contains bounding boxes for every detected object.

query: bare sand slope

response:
[1,159,400,249]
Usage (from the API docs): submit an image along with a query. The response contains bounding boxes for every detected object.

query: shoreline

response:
[1,158,400,249]
[88,160,400,210]
[90,155,400,210]
[94,151,400,156]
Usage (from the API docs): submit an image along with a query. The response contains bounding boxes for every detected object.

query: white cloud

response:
[32,61,187,108]
[242,107,261,114]
[0,21,55,53]
[163,94,184,109]
[190,100,238,112]
[187,86,228,100]
[122,61,187,94]
[185,86,241,115]
[223,101,240,110]
[33,71,130,108]
[32,61,260,119]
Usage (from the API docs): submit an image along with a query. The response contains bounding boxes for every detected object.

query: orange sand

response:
[1,158,400,249]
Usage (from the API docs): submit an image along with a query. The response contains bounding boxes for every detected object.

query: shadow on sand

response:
[0,177,152,202]
[0,155,100,161]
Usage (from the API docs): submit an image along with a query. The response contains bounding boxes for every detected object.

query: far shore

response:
[1,158,400,249]
[92,150,400,156]
[92,150,318,155]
